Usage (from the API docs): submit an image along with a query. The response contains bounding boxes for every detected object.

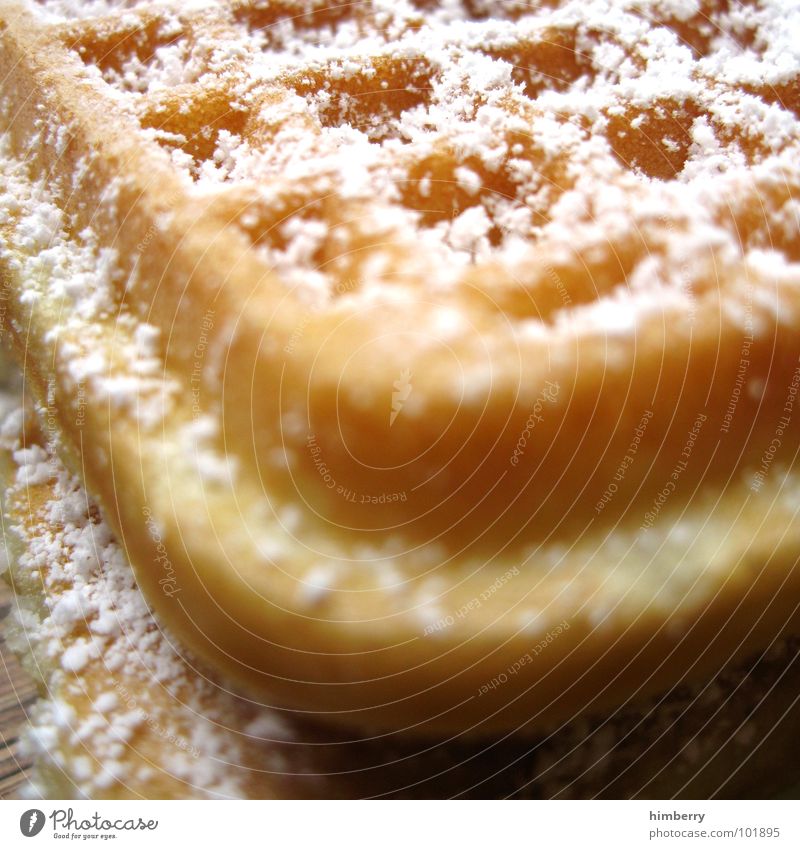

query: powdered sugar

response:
[0,135,178,429]
[22,0,800,323]
[1,405,252,795]
[1,0,798,795]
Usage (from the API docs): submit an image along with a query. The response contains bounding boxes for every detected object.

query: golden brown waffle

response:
[1,0,800,737]
[3,397,800,799]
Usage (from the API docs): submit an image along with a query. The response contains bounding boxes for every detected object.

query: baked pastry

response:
[3,388,800,799]
[1,0,800,743]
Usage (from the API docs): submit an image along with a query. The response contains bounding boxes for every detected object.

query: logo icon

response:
[20,810,46,837]
[390,369,413,426]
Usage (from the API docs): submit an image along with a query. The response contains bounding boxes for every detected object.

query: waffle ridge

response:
[1,0,800,734]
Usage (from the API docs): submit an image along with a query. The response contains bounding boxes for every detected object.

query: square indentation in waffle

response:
[31,0,800,309]
[232,0,378,51]
[59,11,194,93]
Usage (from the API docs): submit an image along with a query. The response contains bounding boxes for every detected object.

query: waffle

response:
[1,0,800,738]
[3,395,800,799]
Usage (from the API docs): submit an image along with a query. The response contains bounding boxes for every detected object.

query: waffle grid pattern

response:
[1,0,800,741]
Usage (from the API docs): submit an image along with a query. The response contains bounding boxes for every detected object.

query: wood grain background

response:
[0,579,35,798]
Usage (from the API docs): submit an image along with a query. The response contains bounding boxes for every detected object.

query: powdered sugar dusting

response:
[0,134,178,429]
[2,0,799,794]
[0,403,294,798]
[15,0,800,332]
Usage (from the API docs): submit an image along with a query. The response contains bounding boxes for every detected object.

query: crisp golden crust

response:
[3,397,800,799]
[1,0,800,736]
[0,422,514,799]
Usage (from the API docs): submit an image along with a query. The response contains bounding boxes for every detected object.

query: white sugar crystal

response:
[61,640,93,672]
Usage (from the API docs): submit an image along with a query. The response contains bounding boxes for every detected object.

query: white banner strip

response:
[1,799,798,848]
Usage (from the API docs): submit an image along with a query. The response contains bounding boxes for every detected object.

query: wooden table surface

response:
[0,356,34,797]
[0,578,36,799]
